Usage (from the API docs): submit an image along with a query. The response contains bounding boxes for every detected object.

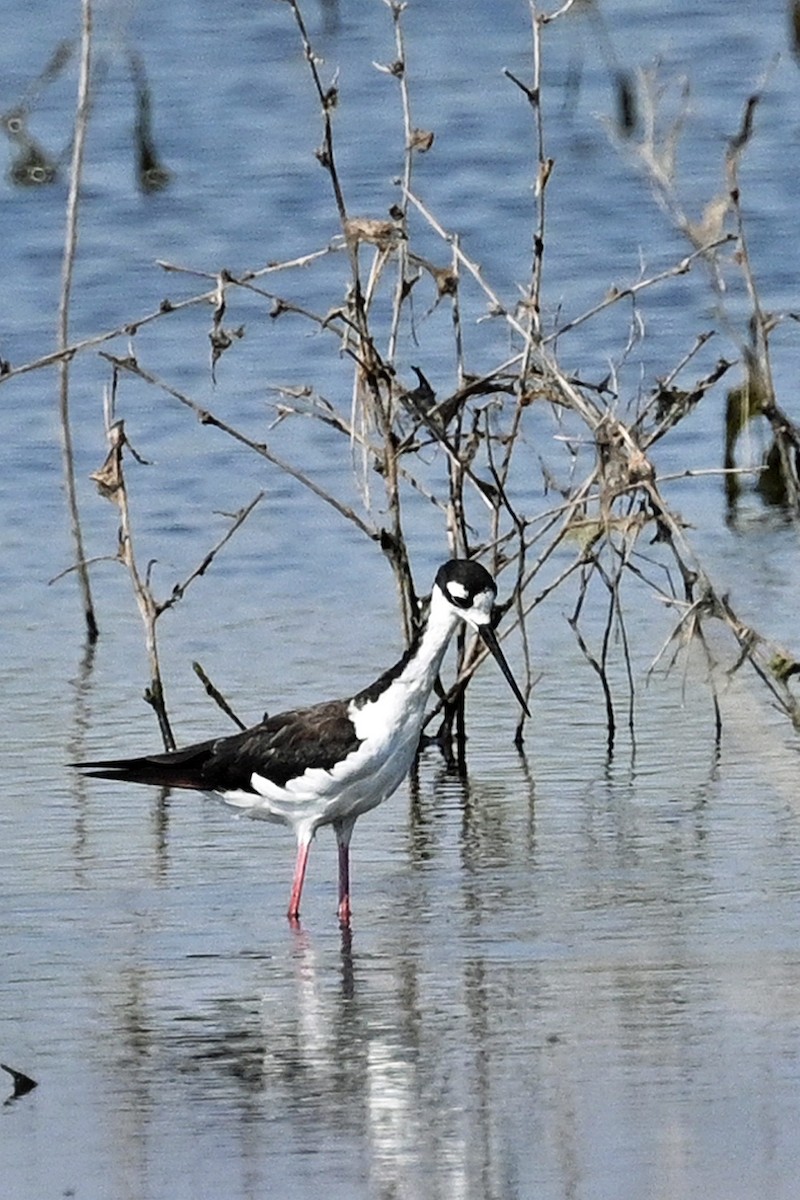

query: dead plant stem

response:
[58,0,97,642]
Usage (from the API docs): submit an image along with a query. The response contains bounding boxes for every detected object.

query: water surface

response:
[3,2,800,1198]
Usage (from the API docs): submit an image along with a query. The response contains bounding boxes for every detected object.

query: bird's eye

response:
[446,586,473,609]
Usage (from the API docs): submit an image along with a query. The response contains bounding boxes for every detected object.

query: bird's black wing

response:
[77,699,363,793]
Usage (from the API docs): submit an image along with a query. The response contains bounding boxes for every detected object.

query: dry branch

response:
[91,369,268,747]
[57,0,97,642]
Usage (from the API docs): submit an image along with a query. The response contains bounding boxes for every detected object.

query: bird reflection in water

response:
[1,34,170,193]
[128,49,170,194]
[0,38,71,186]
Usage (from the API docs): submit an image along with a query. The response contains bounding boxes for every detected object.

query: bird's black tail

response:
[74,739,218,790]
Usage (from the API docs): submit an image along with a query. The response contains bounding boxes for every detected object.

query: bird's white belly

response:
[215,676,431,835]
[217,706,422,834]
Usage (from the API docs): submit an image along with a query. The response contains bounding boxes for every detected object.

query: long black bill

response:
[478,624,530,717]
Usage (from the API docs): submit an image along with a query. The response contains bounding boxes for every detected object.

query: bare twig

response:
[57,0,97,642]
[92,370,269,746]
[91,410,175,748]
[158,491,266,615]
[100,351,379,542]
[192,662,248,730]
[0,245,337,387]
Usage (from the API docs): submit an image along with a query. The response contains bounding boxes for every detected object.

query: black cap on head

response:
[435,559,496,609]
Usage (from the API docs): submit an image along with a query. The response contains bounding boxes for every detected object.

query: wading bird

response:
[76,559,528,924]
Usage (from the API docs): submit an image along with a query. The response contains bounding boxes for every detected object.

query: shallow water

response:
[3,1,800,1198]
[7,670,800,1200]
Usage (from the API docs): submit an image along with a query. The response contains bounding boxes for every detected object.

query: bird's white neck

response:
[338,588,463,814]
[395,587,461,700]
[351,585,462,725]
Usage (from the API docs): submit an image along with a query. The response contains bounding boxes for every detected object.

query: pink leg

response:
[287,838,311,922]
[337,840,351,926]
[334,818,355,926]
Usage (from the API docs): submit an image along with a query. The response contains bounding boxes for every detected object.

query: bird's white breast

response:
[216,597,458,835]
[217,679,427,834]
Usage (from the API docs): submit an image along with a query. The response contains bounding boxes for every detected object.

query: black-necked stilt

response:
[76,559,528,925]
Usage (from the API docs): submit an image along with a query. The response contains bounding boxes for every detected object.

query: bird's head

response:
[434,560,529,716]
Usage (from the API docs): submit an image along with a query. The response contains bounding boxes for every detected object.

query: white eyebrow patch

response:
[447,581,470,600]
